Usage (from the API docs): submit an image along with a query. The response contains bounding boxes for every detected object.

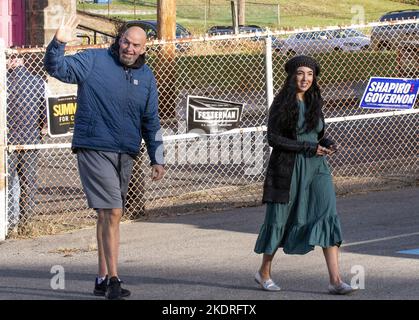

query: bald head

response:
[124,26,147,44]
[118,26,147,66]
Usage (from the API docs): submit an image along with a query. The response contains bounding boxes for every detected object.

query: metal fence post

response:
[0,39,7,241]
[231,0,239,35]
[265,34,274,112]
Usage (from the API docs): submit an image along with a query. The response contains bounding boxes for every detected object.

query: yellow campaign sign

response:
[47,95,77,137]
[53,102,77,117]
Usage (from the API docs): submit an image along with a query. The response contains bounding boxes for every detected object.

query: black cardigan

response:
[262,110,334,204]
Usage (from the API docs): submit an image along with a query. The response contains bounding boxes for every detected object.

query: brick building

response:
[0,0,76,47]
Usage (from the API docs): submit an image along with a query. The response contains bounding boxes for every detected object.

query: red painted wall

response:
[0,0,25,47]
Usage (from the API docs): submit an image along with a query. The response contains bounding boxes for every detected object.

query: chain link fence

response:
[1,20,418,238]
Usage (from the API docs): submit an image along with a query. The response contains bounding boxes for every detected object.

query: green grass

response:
[78,1,408,94]
[78,0,419,34]
[145,50,398,93]
[77,1,154,12]
[306,51,399,83]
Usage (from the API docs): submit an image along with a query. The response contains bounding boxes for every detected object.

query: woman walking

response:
[254,55,357,295]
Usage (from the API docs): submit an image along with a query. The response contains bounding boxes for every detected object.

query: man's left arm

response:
[141,73,165,179]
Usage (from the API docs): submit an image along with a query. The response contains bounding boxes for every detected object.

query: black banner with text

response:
[47,95,77,137]
[187,96,243,134]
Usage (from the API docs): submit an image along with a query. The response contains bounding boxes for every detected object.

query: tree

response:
[238,0,245,26]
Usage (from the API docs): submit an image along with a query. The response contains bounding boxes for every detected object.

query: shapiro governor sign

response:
[359,77,419,110]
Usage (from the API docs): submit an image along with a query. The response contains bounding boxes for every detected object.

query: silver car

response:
[277,29,370,55]
[370,9,419,51]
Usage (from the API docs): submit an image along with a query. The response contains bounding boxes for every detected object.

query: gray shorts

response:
[77,149,134,210]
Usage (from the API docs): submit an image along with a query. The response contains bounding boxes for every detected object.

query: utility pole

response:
[157,0,176,40]
[156,1,177,118]
[231,1,239,34]
[204,1,207,31]
[208,0,211,18]
[127,0,178,219]
[238,0,245,26]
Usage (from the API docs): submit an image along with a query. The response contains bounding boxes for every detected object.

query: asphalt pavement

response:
[0,186,418,301]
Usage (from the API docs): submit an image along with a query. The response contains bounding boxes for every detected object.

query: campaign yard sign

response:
[360,77,419,110]
[47,95,77,137]
[187,96,243,134]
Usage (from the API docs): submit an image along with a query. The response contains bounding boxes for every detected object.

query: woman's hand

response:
[316,144,337,156]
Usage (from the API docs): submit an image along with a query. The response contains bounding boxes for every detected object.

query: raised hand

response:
[55,15,80,43]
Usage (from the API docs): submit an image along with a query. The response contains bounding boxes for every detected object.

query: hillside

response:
[77,0,419,34]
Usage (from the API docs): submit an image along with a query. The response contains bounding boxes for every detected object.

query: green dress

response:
[254,100,343,255]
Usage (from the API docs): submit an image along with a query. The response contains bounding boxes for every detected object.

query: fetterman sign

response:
[186,96,244,134]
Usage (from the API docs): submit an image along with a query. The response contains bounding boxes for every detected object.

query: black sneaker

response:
[93,275,131,298]
[105,276,131,300]
[93,275,108,296]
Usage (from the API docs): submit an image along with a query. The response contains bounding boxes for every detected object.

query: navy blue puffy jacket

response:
[44,38,164,165]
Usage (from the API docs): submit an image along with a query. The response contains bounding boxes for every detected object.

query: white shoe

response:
[328,282,358,295]
[254,271,281,291]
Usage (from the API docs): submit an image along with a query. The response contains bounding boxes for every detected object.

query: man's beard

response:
[119,55,136,66]
[119,49,138,66]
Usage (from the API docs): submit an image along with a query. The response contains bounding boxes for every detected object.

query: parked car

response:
[207,25,266,36]
[126,20,191,40]
[125,20,192,51]
[206,24,283,50]
[277,29,370,55]
[371,9,419,51]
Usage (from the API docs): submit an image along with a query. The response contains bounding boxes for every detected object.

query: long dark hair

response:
[269,71,323,134]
